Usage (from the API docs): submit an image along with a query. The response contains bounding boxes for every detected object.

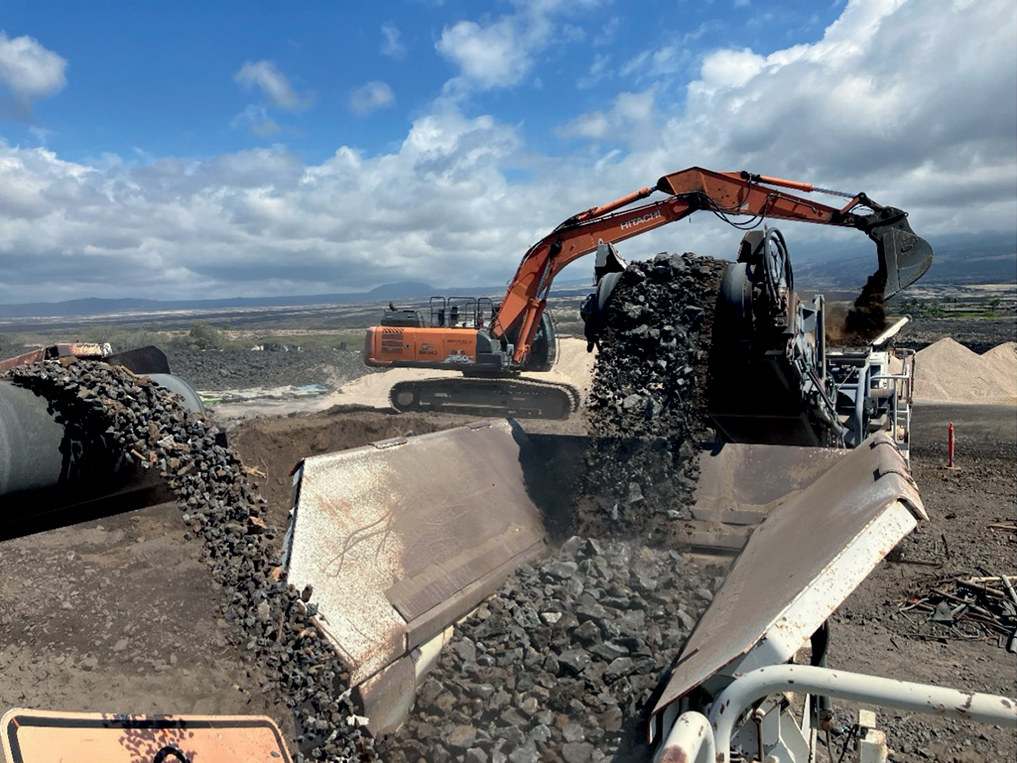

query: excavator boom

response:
[492,167,933,364]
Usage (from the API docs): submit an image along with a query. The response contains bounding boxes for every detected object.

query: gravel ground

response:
[826,403,1017,763]
[164,347,370,390]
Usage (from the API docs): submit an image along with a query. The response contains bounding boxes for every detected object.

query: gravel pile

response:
[578,252,727,544]
[2,359,373,762]
[378,538,722,763]
[165,347,370,390]
[379,253,728,762]
[913,338,1017,403]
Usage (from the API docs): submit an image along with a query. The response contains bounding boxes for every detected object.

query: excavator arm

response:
[491,167,933,365]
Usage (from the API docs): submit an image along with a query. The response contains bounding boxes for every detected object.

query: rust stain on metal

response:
[657,748,690,763]
[286,420,551,688]
[0,343,109,372]
[955,691,975,718]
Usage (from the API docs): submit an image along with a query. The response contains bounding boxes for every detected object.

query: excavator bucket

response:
[867,212,934,299]
[283,423,924,737]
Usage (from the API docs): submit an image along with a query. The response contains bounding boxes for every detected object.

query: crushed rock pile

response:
[913,339,1017,404]
[379,252,728,762]
[378,538,722,763]
[166,347,370,390]
[2,360,373,762]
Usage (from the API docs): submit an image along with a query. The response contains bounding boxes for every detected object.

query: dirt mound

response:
[228,408,474,528]
[913,338,1017,404]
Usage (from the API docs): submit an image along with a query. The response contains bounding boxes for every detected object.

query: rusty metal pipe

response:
[709,664,1017,763]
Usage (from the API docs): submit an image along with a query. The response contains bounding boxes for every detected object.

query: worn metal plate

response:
[285,420,550,687]
[1,709,291,762]
[692,441,847,511]
[650,435,925,736]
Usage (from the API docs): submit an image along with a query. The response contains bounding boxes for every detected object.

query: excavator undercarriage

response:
[388,375,579,419]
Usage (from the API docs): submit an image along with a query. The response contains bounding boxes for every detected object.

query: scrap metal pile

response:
[377,253,728,763]
[901,573,1017,650]
[1,360,372,762]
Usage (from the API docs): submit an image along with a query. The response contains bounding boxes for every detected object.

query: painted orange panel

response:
[365,326,479,367]
[1,709,292,763]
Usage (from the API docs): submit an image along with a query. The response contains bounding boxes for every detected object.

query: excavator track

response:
[389,377,580,419]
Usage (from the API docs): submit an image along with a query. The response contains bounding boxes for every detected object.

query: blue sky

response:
[0,0,1014,303]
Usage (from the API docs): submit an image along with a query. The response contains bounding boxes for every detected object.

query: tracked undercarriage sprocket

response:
[389,377,580,419]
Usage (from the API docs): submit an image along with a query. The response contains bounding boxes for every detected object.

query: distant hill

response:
[793,230,1016,290]
[5,228,1010,321]
[367,281,434,298]
[0,277,593,321]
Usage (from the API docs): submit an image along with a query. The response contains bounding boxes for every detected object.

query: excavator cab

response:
[524,310,559,372]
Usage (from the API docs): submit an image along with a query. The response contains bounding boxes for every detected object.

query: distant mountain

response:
[0,277,596,320]
[793,230,1016,291]
[366,281,435,298]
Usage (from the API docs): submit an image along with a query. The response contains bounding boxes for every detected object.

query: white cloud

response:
[558,91,657,142]
[381,23,407,60]
[698,48,765,88]
[437,18,539,90]
[0,32,67,117]
[0,108,562,303]
[350,81,395,115]
[436,0,600,92]
[230,104,282,137]
[0,0,1013,305]
[234,60,312,111]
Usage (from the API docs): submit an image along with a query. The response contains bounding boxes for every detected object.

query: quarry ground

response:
[0,316,1013,762]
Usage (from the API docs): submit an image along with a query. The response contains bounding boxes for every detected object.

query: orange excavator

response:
[364,167,933,418]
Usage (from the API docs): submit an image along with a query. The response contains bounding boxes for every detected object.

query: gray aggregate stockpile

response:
[165,347,369,390]
[2,360,372,763]
[380,253,728,763]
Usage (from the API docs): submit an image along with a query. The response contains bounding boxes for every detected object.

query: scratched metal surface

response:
[286,420,549,686]
[651,434,926,728]
[692,441,848,510]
